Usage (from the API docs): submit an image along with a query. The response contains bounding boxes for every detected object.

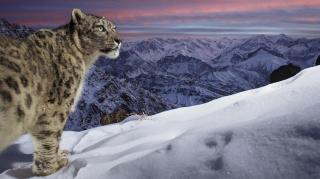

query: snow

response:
[1,66,320,179]
[237,49,288,72]
[66,35,320,130]
[124,37,243,63]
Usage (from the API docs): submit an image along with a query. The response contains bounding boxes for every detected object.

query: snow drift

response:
[1,66,320,179]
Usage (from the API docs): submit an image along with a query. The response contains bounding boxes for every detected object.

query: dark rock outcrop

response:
[270,63,301,83]
[316,55,320,66]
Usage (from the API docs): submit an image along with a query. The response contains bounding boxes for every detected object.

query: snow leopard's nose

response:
[114,38,121,45]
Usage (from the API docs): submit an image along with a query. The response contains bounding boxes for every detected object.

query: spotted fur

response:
[0,9,121,176]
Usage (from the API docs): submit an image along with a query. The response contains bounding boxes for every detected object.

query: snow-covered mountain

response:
[1,19,320,130]
[66,66,175,131]
[213,34,320,69]
[0,18,34,39]
[68,34,320,130]
[123,37,242,63]
[2,66,320,179]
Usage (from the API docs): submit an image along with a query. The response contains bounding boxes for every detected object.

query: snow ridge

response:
[1,66,320,179]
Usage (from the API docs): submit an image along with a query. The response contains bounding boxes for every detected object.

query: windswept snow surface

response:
[1,66,320,179]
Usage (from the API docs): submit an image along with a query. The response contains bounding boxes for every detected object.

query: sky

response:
[0,0,320,39]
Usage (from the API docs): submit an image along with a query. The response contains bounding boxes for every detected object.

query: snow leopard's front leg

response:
[30,129,68,176]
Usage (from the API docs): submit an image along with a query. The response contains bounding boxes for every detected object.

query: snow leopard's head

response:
[71,9,121,59]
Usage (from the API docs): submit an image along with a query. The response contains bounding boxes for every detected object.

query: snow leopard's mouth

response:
[100,45,120,54]
[100,43,121,59]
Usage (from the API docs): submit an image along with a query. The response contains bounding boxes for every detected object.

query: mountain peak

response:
[0,18,34,38]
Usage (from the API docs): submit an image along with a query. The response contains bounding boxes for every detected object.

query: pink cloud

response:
[97,0,320,22]
[0,0,319,38]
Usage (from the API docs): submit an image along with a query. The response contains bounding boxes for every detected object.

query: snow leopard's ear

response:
[72,8,86,24]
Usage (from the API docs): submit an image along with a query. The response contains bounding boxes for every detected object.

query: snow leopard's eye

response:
[97,25,105,32]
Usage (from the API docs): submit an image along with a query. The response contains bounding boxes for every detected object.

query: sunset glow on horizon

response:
[1,0,320,39]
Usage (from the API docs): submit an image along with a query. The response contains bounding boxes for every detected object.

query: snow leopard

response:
[0,9,121,176]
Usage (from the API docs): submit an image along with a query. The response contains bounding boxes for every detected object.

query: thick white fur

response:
[103,43,121,59]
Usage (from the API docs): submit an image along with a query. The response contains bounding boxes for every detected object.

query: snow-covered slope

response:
[236,49,288,73]
[213,35,320,68]
[1,66,320,179]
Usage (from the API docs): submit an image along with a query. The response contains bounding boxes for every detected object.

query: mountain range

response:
[0,19,319,130]
[0,18,34,38]
[76,34,319,130]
